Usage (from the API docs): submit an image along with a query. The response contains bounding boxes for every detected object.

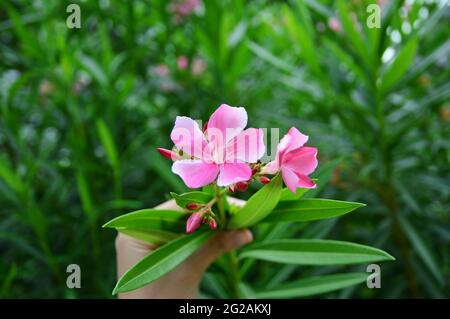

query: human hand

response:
[115,198,253,299]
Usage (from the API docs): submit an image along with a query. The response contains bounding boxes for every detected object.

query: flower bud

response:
[228,185,235,193]
[208,218,217,230]
[203,121,208,132]
[186,202,201,210]
[259,176,271,184]
[186,213,202,234]
[157,148,181,161]
[235,181,248,192]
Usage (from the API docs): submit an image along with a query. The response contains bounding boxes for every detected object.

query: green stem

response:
[214,185,240,297]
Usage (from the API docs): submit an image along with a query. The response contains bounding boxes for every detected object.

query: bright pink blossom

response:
[171,104,265,188]
[263,127,318,193]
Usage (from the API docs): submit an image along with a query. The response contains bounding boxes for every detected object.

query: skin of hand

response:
[115,198,253,299]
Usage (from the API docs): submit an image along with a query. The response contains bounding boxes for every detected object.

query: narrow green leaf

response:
[247,41,294,73]
[118,229,179,246]
[280,187,309,201]
[304,159,341,198]
[0,156,24,194]
[103,209,187,233]
[398,216,443,284]
[170,191,213,209]
[229,174,282,228]
[380,39,418,94]
[240,239,395,265]
[262,199,365,223]
[283,5,322,77]
[113,231,214,293]
[76,171,95,222]
[76,53,108,87]
[151,149,187,194]
[337,0,372,69]
[96,119,120,171]
[255,273,368,298]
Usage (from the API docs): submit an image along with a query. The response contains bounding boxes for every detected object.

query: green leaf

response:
[228,174,282,228]
[380,39,418,94]
[113,231,214,294]
[118,229,179,246]
[398,216,443,284]
[151,149,187,194]
[262,199,365,223]
[0,156,25,194]
[337,0,372,70]
[96,119,120,171]
[170,191,213,209]
[304,159,341,198]
[240,239,395,265]
[247,41,294,73]
[103,209,187,233]
[255,273,368,298]
[280,187,309,201]
[76,171,95,222]
[282,5,322,77]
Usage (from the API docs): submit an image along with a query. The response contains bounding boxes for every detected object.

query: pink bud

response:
[228,185,235,193]
[259,176,271,184]
[235,181,248,192]
[186,202,200,210]
[203,121,208,132]
[251,168,258,175]
[157,148,181,161]
[186,213,202,234]
[208,218,217,230]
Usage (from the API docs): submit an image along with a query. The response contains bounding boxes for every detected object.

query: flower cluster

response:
[158,104,318,194]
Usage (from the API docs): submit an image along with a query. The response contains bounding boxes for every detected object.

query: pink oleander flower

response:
[170,104,265,188]
[262,127,318,193]
[177,55,189,70]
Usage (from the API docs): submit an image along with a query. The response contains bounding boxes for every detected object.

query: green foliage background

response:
[0,0,449,298]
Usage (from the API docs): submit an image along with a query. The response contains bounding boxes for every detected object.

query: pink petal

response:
[170,116,207,158]
[281,167,300,193]
[261,160,279,175]
[279,127,309,154]
[206,104,248,147]
[281,168,316,193]
[296,174,317,189]
[283,146,318,176]
[217,162,252,187]
[226,128,265,163]
[172,160,219,188]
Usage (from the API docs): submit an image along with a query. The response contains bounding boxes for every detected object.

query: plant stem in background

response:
[214,184,240,297]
